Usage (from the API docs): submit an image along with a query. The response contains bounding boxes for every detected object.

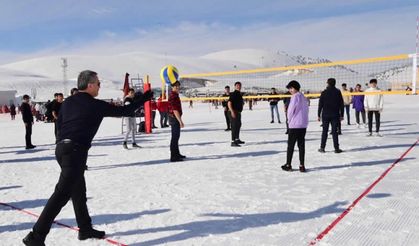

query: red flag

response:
[123,73,130,97]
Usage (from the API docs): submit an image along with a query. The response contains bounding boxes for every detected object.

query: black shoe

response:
[25,145,36,150]
[224,128,231,131]
[132,143,141,148]
[338,131,342,135]
[299,165,306,172]
[23,232,45,246]
[235,139,245,144]
[318,148,325,153]
[152,126,158,129]
[278,121,281,124]
[231,141,241,147]
[285,130,289,134]
[78,228,105,240]
[281,164,292,171]
[334,149,343,153]
[170,157,184,162]
[178,154,186,159]
[270,120,274,123]
[122,142,128,149]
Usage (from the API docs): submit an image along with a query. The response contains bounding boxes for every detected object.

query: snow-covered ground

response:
[1,95,418,246]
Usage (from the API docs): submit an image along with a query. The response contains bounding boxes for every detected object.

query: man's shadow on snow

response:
[0,204,169,233]
[89,150,282,171]
[347,143,415,152]
[0,155,56,164]
[0,185,22,191]
[110,201,348,246]
[308,157,415,172]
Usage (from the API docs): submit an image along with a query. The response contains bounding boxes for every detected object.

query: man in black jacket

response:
[21,94,36,149]
[317,78,344,153]
[228,81,244,147]
[51,93,64,143]
[221,85,231,131]
[23,70,153,246]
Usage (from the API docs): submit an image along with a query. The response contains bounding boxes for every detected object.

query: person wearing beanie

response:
[281,80,309,172]
[317,78,344,153]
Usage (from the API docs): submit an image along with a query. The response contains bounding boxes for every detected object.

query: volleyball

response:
[160,65,179,85]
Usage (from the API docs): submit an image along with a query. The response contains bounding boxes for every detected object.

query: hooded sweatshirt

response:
[287,92,309,129]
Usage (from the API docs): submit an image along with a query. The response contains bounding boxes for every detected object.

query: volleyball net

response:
[179,54,418,101]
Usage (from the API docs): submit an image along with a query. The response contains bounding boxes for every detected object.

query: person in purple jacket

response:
[352,83,366,128]
[281,80,309,172]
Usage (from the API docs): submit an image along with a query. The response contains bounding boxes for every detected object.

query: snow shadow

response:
[347,144,414,152]
[0,208,170,233]
[366,193,392,199]
[191,150,282,161]
[88,158,170,171]
[0,143,55,150]
[92,137,156,147]
[0,155,56,164]
[0,148,48,155]
[89,150,282,171]
[113,201,347,245]
[57,209,171,227]
[0,185,22,191]
[149,141,227,149]
[1,198,48,210]
[309,157,415,172]
[182,127,223,133]
[386,131,419,136]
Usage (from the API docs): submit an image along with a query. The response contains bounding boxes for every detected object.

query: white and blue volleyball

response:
[160,65,179,85]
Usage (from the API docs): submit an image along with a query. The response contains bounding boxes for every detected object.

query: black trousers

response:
[152,111,158,127]
[33,141,92,238]
[224,110,231,129]
[368,111,381,133]
[25,123,33,147]
[343,105,350,124]
[169,116,181,157]
[54,122,59,143]
[160,111,168,127]
[321,116,340,150]
[355,110,366,124]
[228,111,241,141]
[286,128,306,166]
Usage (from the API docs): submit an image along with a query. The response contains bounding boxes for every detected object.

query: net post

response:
[410,53,418,95]
[144,75,152,134]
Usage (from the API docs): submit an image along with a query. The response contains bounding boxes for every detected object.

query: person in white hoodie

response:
[364,79,383,136]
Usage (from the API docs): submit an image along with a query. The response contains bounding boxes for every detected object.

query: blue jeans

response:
[270,104,280,122]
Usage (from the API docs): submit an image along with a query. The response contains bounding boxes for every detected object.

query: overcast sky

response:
[0,0,418,64]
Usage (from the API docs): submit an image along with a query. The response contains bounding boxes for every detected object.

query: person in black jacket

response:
[221,85,231,131]
[23,70,153,246]
[283,90,291,134]
[317,78,344,153]
[51,93,64,143]
[228,81,245,147]
[21,95,36,149]
[269,87,281,123]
